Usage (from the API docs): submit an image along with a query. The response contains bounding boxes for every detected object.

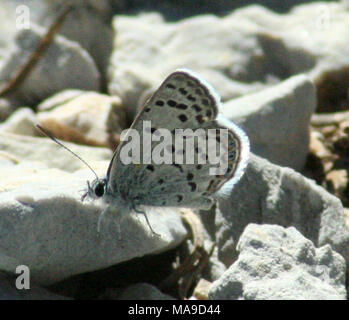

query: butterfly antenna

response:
[36,124,99,180]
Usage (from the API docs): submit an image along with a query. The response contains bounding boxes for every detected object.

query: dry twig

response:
[0,4,72,97]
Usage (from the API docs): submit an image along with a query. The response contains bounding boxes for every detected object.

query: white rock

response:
[38,91,126,147]
[109,2,349,117]
[223,74,316,170]
[0,98,14,121]
[0,23,100,106]
[0,108,38,136]
[108,12,264,117]
[0,132,112,172]
[214,154,349,266]
[0,164,187,285]
[39,0,113,78]
[37,90,86,112]
[209,224,347,300]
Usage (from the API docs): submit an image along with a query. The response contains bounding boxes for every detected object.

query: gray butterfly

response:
[82,69,250,237]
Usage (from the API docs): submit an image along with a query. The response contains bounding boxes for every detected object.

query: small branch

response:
[158,209,213,299]
[0,4,72,97]
[179,242,215,299]
[311,111,349,126]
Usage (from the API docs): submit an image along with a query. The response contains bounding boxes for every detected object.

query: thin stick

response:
[179,243,216,299]
[311,111,349,126]
[0,4,73,97]
[158,209,207,296]
[36,124,99,180]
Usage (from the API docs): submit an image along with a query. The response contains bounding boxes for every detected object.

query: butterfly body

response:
[82,69,250,235]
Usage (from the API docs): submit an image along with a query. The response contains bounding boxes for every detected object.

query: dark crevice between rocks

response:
[113,0,339,21]
[316,68,349,113]
[47,248,179,300]
[256,34,316,82]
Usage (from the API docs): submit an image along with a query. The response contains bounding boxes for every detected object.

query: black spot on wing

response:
[192,104,202,112]
[167,100,177,107]
[178,114,188,122]
[187,173,194,181]
[188,182,197,191]
[166,83,176,89]
[176,195,183,202]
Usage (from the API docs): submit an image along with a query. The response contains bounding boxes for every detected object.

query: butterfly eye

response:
[94,182,105,197]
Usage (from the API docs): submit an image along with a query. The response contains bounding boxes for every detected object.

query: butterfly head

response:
[81,178,108,201]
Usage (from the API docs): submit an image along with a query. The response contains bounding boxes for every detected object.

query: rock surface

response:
[223,74,316,170]
[39,0,114,79]
[0,132,112,172]
[109,2,349,116]
[0,108,38,136]
[0,271,70,300]
[0,1,348,299]
[0,23,100,107]
[38,91,127,148]
[214,153,349,266]
[0,134,187,285]
[209,224,347,300]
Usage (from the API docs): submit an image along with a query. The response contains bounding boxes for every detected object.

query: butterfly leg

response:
[80,181,90,202]
[133,206,161,238]
[97,207,109,233]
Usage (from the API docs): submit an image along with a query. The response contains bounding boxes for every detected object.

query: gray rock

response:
[108,12,265,118]
[0,0,112,82]
[0,271,70,300]
[109,3,349,117]
[0,108,38,136]
[0,3,18,61]
[222,74,316,170]
[209,224,347,300]
[37,91,126,148]
[215,154,349,266]
[0,23,100,106]
[0,132,112,172]
[192,278,212,300]
[39,0,114,79]
[0,98,16,122]
[37,89,86,112]
[0,134,187,285]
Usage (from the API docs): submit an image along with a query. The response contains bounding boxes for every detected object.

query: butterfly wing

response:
[107,69,249,209]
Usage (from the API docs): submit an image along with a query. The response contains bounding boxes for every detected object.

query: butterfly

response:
[80,68,250,238]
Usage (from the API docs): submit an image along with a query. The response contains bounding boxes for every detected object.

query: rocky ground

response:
[0,0,348,300]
